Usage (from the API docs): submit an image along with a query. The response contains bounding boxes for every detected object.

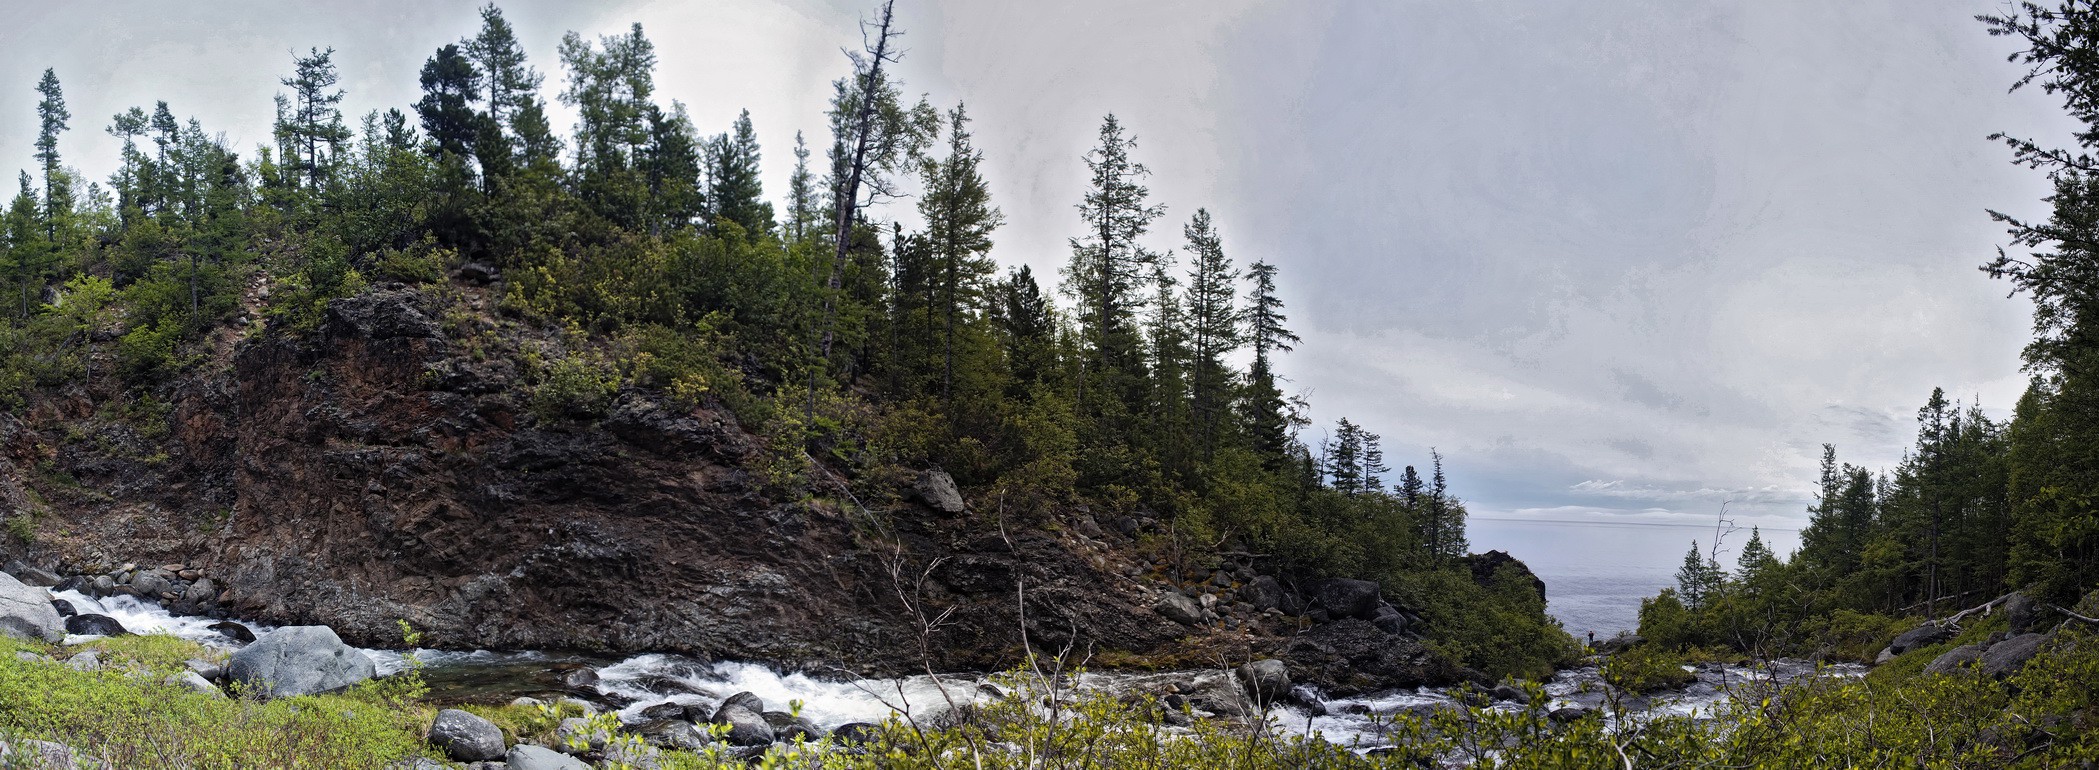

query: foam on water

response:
[595,654,983,729]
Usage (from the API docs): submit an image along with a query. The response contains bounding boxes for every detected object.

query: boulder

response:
[762,710,822,742]
[64,614,129,636]
[1315,579,1381,620]
[65,650,102,672]
[552,717,612,755]
[208,621,257,644]
[1548,706,1591,723]
[1235,659,1291,705]
[914,469,968,515]
[1183,671,1251,717]
[52,576,87,594]
[602,740,664,769]
[1923,644,1984,676]
[718,691,766,715]
[631,720,710,750]
[428,708,506,762]
[0,571,65,642]
[1490,683,1530,704]
[710,703,776,746]
[1980,633,2047,678]
[168,670,227,699]
[130,569,173,599]
[458,262,500,285]
[833,723,883,745]
[386,759,449,770]
[1596,633,1644,654]
[87,576,115,597]
[49,599,73,617]
[636,701,686,721]
[1889,622,1954,655]
[1875,647,1895,665]
[1370,604,1411,635]
[506,744,590,770]
[1243,576,1286,612]
[559,666,598,690]
[226,626,377,698]
[2004,592,2042,634]
[13,567,59,588]
[1155,592,1203,627]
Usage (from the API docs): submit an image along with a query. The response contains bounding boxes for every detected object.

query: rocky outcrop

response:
[1464,551,1546,603]
[1889,622,1955,656]
[1282,618,1461,695]
[1980,633,2047,678]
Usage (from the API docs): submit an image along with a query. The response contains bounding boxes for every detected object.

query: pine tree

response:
[1063,114,1166,416]
[1676,540,1721,610]
[464,3,540,133]
[644,102,703,235]
[1325,418,1365,495]
[275,48,351,193]
[417,45,484,159]
[992,264,1055,391]
[917,103,1003,402]
[1243,260,1301,461]
[786,131,820,245]
[107,107,150,225]
[1183,208,1241,457]
[33,69,71,239]
[706,109,773,237]
[560,23,658,225]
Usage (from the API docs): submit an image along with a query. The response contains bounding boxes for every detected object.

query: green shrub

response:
[1603,645,1697,693]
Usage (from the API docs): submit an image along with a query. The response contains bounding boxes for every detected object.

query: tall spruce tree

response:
[1183,208,1241,456]
[707,109,773,236]
[786,131,820,245]
[1243,259,1301,461]
[33,69,70,239]
[917,103,1002,401]
[274,48,351,193]
[1064,114,1166,416]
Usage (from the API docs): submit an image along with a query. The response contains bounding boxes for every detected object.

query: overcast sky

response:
[0,1,2077,563]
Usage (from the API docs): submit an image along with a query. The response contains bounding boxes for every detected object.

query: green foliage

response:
[529,341,623,421]
[1602,645,1696,694]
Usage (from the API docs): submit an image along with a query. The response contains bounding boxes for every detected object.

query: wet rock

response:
[1490,683,1530,704]
[506,744,590,770]
[428,708,506,762]
[130,569,173,600]
[1889,622,1954,655]
[833,722,884,745]
[13,568,59,588]
[1548,706,1591,723]
[1980,633,2047,678]
[1923,644,1984,676]
[208,621,256,644]
[1156,592,1203,627]
[227,626,377,698]
[710,703,775,746]
[49,599,73,617]
[553,717,612,755]
[914,469,967,515]
[1184,672,1251,717]
[1315,579,1381,620]
[718,691,765,715]
[763,711,821,742]
[52,576,88,594]
[87,576,115,597]
[64,613,129,636]
[637,701,686,721]
[560,667,599,690]
[1236,659,1291,705]
[630,719,710,750]
[0,571,64,642]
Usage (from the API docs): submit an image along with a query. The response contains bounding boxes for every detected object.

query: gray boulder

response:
[428,708,506,762]
[1980,633,2048,678]
[14,567,59,587]
[227,626,377,698]
[0,571,64,642]
[1235,659,1291,705]
[167,670,226,699]
[1155,592,1203,627]
[1490,683,1531,704]
[324,290,440,340]
[129,570,172,600]
[762,711,821,742]
[506,744,589,770]
[718,691,765,715]
[5,740,85,770]
[1370,604,1411,635]
[914,469,967,515]
[1889,621,1954,655]
[1923,643,1984,675]
[2004,592,2042,634]
[632,720,710,750]
[552,717,612,755]
[1243,576,1286,612]
[1315,578,1381,620]
[710,703,776,747]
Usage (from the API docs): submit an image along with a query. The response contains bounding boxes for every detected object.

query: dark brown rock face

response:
[0,288,1181,675]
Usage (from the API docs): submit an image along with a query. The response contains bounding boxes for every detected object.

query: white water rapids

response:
[45,589,1864,750]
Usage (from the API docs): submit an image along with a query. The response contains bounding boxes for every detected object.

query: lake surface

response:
[1469,516,1802,639]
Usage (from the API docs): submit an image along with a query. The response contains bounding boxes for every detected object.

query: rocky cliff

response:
[0,283,1473,691]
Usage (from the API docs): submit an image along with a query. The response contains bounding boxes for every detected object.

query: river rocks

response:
[227,625,377,698]
[1889,621,1955,655]
[552,717,612,755]
[506,744,590,770]
[428,709,506,762]
[1924,644,1985,675]
[1184,671,1252,717]
[1548,706,1592,723]
[1285,618,1462,695]
[833,723,883,745]
[914,469,968,516]
[1315,579,1382,620]
[1980,633,2047,678]
[1490,683,1531,704]
[64,614,129,636]
[1156,592,1204,626]
[50,599,73,617]
[631,720,710,750]
[1243,576,1287,612]
[1236,659,1291,705]
[130,570,172,600]
[560,666,599,690]
[0,571,65,642]
[208,621,256,644]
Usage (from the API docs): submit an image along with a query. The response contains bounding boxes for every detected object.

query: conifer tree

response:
[274,48,351,193]
[1243,259,1301,461]
[33,69,70,239]
[786,131,820,245]
[992,264,1054,391]
[1063,114,1165,415]
[706,109,773,236]
[644,102,704,235]
[416,45,484,160]
[1183,208,1241,456]
[107,107,150,224]
[917,103,1002,401]
[560,23,657,224]
[464,3,540,132]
